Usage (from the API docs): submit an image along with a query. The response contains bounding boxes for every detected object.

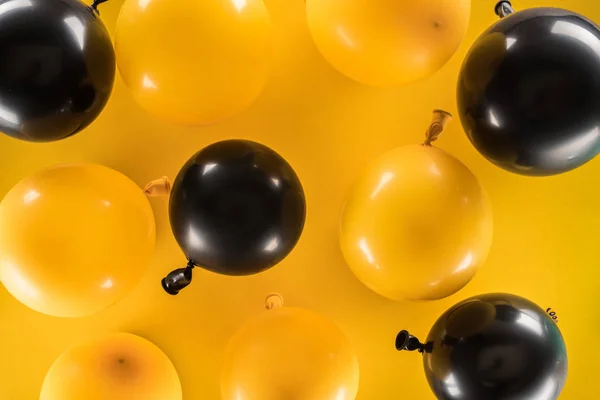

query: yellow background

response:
[0,0,598,398]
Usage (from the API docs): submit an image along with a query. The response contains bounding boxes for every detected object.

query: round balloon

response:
[457,2,600,176]
[340,110,493,301]
[0,0,115,142]
[162,140,305,295]
[115,0,271,125]
[306,0,471,86]
[40,333,182,400]
[221,305,359,400]
[396,293,568,400]
[0,164,155,318]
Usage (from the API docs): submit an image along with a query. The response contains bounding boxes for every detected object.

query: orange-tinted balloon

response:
[340,112,493,300]
[221,306,359,400]
[40,333,182,400]
[306,0,471,86]
[0,164,155,318]
[115,0,272,125]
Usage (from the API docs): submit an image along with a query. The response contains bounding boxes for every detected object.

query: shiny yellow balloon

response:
[340,111,493,301]
[0,164,155,318]
[115,0,272,125]
[40,333,182,400]
[306,0,471,86]
[221,305,360,400]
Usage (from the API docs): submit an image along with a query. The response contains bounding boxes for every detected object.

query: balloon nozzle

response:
[396,330,426,353]
[495,1,514,18]
[161,261,195,295]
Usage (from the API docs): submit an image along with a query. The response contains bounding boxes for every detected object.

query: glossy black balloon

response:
[397,293,567,400]
[169,140,306,277]
[0,0,115,142]
[457,5,600,176]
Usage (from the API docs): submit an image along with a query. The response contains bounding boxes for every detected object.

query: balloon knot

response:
[494,1,514,18]
[144,176,172,197]
[90,0,108,13]
[265,293,284,310]
[423,109,452,146]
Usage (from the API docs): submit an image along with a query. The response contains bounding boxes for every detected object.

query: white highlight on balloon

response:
[23,189,40,204]
[517,312,544,336]
[0,0,32,17]
[0,103,20,127]
[336,25,356,48]
[263,236,280,252]
[232,0,246,13]
[551,20,600,60]
[453,252,473,274]
[202,163,218,175]
[100,278,114,289]
[444,373,462,397]
[142,74,158,89]
[370,171,394,199]
[505,37,517,49]
[63,16,86,51]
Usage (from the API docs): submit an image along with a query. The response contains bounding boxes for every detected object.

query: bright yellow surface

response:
[306,0,471,86]
[0,0,598,399]
[40,333,182,400]
[0,164,155,318]
[115,0,271,126]
[221,306,359,400]
[340,144,493,301]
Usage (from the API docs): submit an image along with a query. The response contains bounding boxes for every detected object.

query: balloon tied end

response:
[161,260,196,295]
[90,0,108,14]
[495,1,514,18]
[265,293,284,310]
[144,176,172,197]
[395,330,426,353]
[423,109,452,147]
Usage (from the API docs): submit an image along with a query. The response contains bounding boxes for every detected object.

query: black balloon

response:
[457,1,600,176]
[162,140,306,294]
[0,0,115,142]
[397,293,567,400]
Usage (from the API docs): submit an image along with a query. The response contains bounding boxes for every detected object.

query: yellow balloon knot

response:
[265,293,284,310]
[423,109,452,147]
[144,176,171,197]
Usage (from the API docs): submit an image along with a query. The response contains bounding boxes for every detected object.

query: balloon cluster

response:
[0,0,593,398]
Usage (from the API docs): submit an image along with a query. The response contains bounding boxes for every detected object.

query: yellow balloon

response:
[0,164,155,318]
[40,333,182,400]
[306,0,471,86]
[115,0,272,125]
[221,305,360,400]
[340,111,493,301]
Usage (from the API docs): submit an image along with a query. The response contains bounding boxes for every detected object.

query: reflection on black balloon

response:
[0,0,115,142]
[457,1,600,176]
[162,140,306,295]
[397,293,567,400]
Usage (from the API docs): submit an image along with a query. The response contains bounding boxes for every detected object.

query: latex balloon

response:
[306,0,470,86]
[40,333,182,400]
[162,140,305,295]
[221,304,359,400]
[457,1,600,176]
[340,110,493,301]
[0,0,115,142]
[0,164,155,318]
[396,293,568,400]
[115,0,271,125]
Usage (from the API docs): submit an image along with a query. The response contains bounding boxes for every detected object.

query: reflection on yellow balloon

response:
[0,164,155,318]
[306,0,471,86]
[340,110,493,301]
[115,0,272,125]
[221,298,359,400]
[40,333,182,400]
